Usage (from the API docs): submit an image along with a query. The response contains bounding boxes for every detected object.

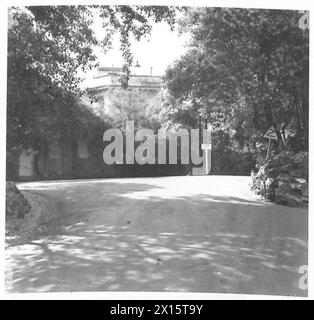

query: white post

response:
[266,138,271,160]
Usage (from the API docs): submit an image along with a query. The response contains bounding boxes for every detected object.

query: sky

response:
[82,19,190,86]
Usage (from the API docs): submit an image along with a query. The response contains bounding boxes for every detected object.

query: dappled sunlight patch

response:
[6,177,308,294]
[5,221,307,294]
[261,261,279,269]
[118,190,265,206]
[245,253,269,260]
[191,252,212,259]
[107,284,120,290]
[143,257,157,264]
[29,284,56,292]
[117,242,129,249]
[286,237,307,247]
[214,265,254,281]
[125,270,145,282]
[47,244,66,252]
[148,247,177,254]
[281,250,294,257]
[7,244,44,258]
[47,235,86,244]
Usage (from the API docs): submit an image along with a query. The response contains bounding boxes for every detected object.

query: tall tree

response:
[162,8,309,151]
[7,5,175,151]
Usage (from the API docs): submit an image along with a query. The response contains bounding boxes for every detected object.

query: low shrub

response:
[251,151,308,207]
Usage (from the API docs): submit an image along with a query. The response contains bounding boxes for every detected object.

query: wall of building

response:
[8,70,190,181]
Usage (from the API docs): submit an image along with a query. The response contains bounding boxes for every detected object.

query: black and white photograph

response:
[1,0,311,298]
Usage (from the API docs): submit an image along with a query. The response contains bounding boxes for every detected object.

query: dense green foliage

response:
[92,88,162,132]
[251,151,308,206]
[7,5,175,152]
[161,8,309,175]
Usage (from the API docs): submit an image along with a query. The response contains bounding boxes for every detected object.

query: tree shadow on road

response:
[6,179,308,296]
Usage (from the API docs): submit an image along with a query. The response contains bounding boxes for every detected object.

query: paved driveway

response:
[6,176,308,296]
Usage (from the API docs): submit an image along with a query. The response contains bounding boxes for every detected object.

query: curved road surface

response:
[6,176,308,296]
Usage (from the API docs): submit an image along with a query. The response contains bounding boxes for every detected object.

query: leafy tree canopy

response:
[162,8,309,151]
[7,5,175,151]
[92,88,162,132]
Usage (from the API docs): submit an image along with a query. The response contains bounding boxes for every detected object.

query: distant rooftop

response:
[87,67,162,90]
[96,67,123,76]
